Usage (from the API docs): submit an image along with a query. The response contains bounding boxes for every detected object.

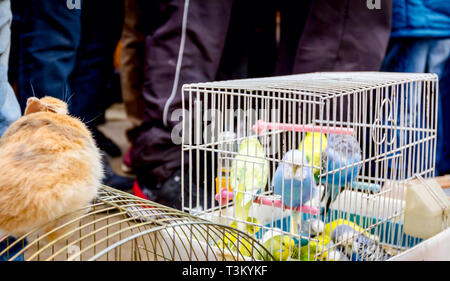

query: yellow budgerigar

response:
[324,219,366,240]
[216,231,254,258]
[299,132,327,179]
[299,233,349,261]
[230,137,269,232]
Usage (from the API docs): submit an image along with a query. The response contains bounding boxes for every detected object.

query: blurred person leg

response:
[438,55,450,175]
[70,0,133,190]
[274,0,311,76]
[0,0,20,136]
[382,38,450,176]
[6,0,22,93]
[16,0,133,190]
[130,0,233,210]
[292,0,392,73]
[120,0,146,128]
[0,0,26,261]
[216,0,278,81]
[0,65,19,136]
[119,0,147,174]
[70,0,124,158]
[16,0,82,109]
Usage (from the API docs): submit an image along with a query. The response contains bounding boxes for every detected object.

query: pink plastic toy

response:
[252,120,354,136]
[215,189,319,215]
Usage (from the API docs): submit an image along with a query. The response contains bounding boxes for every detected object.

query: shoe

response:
[121,146,135,174]
[92,127,122,157]
[133,180,159,202]
[134,169,205,211]
[101,152,134,191]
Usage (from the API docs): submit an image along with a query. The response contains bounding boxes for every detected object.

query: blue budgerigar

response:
[273,150,317,234]
[274,150,317,208]
[328,221,391,261]
[346,234,392,261]
[321,134,362,210]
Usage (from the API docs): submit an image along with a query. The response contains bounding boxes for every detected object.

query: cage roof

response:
[183,72,437,100]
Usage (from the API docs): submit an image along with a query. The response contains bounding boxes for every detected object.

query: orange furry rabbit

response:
[0,97,103,241]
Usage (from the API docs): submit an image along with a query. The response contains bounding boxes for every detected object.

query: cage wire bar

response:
[0,185,273,261]
[182,72,446,261]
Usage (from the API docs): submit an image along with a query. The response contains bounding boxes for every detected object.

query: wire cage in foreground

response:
[0,186,273,261]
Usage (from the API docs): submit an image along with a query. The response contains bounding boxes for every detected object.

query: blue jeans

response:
[0,0,24,261]
[0,0,20,136]
[16,0,122,125]
[0,65,20,136]
[382,38,450,176]
[16,0,82,110]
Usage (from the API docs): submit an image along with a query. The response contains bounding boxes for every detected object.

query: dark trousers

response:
[439,58,450,175]
[130,0,234,184]
[131,0,392,185]
[14,0,123,125]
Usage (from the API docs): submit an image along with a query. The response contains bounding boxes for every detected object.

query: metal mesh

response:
[0,186,272,261]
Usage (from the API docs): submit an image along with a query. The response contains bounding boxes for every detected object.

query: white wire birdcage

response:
[181,71,449,261]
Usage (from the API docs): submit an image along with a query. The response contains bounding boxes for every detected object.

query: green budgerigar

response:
[257,228,297,261]
[300,234,331,261]
[299,132,327,181]
[230,137,269,232]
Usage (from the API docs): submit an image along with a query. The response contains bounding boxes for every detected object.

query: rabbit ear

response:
[24,97,43,115]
